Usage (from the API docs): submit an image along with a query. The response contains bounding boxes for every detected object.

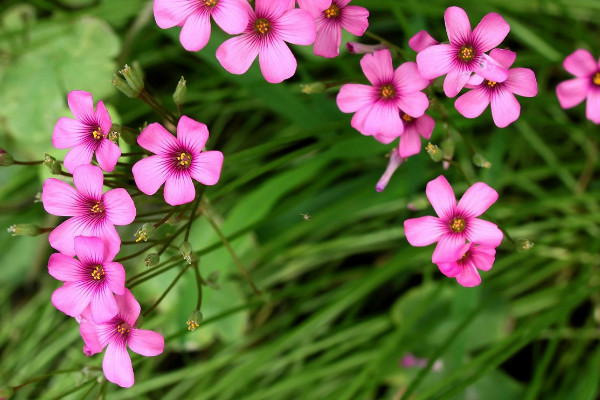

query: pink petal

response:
[563,49,597,78]
[51,283,93,318]
[336,84,376,113]
[177,116,209,154]
[340,5,369,37]
[351,102,403,137]
[472,12,510,52]
[90,285,118,324]
[73,166,104,201]
[491,89,520,128]
[398,127,422,158]
[403,216,446,246]
[373,133,398,145]
[42,178,82,217]
[68,91,94,122]
[396,91,429,118]
[190,151,224,186]
[278,8,317,45]
[137,123,178,155]
[212,0,251,35]
[103,342,134,388]
[556,78,589,109]
[473,53,509,83]
[444,69,472,98]
[346,42,387,54]
[95,101,112,137]
[457,182,498,219]
[48,217,85,256]
[52,118,88,149]
[394,61,429,92]
[153,0,193,29]
[255,0,288,17]
[164,173,196,206]
[469,245,496,271]
[455,261,481,287]
[313,21,342,58]
[455,87,490,118]
[444,6,471,45]
[64,144,95,174]
[80,320,103,355]
[360,49,394,86]
[128,329,165,356]
[467,74,484,86]
[95,140,121,172]
[94,221,122,261]
[103,262,126,295]
[132,155,170,196]
[103,188,136,225]
[375,150,404,192]
[48,253,83,282]
[489,48,516,69]
[216,34,260,76]
[465,218,503,247]
[115,289,141,326]
[586,89,600,124]
[298,0,331,13]
[432,233,465,264]
[437,261,460,277]
[414,114,435,139]
[180,9,211,52]
[426,175,456,220]
[259,39,297,84]
[416,44,455,79]
[408,30,439,53]
[74,236,105,265]
[505,68,538,97]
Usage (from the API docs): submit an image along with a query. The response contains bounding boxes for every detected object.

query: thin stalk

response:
[12,160,44,166]
[142,263,190,317]
[193,262,203,310]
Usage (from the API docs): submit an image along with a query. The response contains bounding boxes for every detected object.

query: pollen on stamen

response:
[91,265,105,281]
[450,217,466,233]
[401,113,413,122]
[203,0,218,6]
[116,323,131,335]
[380,84,396,99]
[176,152,192,168]
[593,72,600,86]
[325,3,340,19]
[92,127,103,140]
[458,46,475,62]
[90,201,105,214]
[485,80,498,88]
[254,19,271,35]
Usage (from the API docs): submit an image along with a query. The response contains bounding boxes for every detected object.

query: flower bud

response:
[473,153,492,169]
[144,253,160,267]
[173,76,187,106]
[34,192,42,203]
[43,153,62,175]
[186,310,203,331]
[516,239,534,252]
[7,224,42,236]
[112,74,137,98]
[0,148,14,166]
[346,42,388,54]
[376,149,405,192]
[119,64,144,95]
[206,270,221,289]
[107,129,119,144]
[134,223,156,242]
[300,82,326,94]
[179,241,193,265]
[425,143,444,162]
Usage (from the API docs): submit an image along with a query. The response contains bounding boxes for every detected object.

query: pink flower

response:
[49,236,126,323]
[42,165,136,260]
[455,49,537,128]
[216,0,316,84]
[132,116,223,206]
[153,0,250,52]
[556,49,600,124]
[436,243,496,287]
[337,49,429,137]
[374,113,435,158]
[416,6,510,98]
[346,41,387,54]
[375,150,405,192]
[52,91,120,173]
[408,30,439,53]
[80,289,164,388]
[404,176,503,263]
[289,0,332,13]
[311,0,369,58]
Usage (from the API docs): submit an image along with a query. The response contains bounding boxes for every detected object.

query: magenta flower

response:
[132,116,223,206]
[216,0,316,84]
[52,91,120,173]
[289,0,332,13]
[42,164,136,260]
[337,49,429,137]
[310,0,369,58]
[375,113,435,158]
[455,49,537,128]
[436,243,496,287]
[416,6,510,98]
[346,41,387,54]
[153,0,250,52]
[556,49,600,124]
[49,236,125,323]
[80,289,164,388]
[408,30,439,53]
[404,176,503,263]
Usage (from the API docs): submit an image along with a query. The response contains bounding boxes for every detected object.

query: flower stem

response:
[12,160,44,166]
[193,262,203,310]
[363,31,408,59]
[142,263,190,317]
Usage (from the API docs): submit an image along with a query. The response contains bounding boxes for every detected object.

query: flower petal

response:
[48,253,84,282]
[153,0,193,29]
[403,216,446,246]
[52,118,88,149]
[137,123,178,155]
[505,68,538,97]
[177,116,209,154]
[563,49,597,78]
[80,320,103,355]
[444,6,471,45]
[457,182,499,218]
[212,0,251,35]
[128,329,165,357]
[103,342,134,388]
[132,155,170,196]
[95,101,112,137]
[74,236,105,265]
[465,218,503,248]
[426,175,456,220]
[414,114,435,139]
[360,49,394,86]
[473,53,509,83]
[95,140,121,173]
[432,234,465,264]
[340,5,369,37]
[396,91,429,118]
[398,126,422,158]
[115,289,141,326]
[416,44,455,80]
[255,0,288,17]
[278,8,317,45]
[586,89,600,124]
[63,144,95,174]
[103,262,126,295]
[336,84,376,113]
[408,30,439,53]
[42,178,83,217]
[455,261,482,287]
[455,87,490,119]
[443,68,471,98]
[437,261,461,277]
[259,39,297,84]
[351,102,403,137]
[472,12,510,52]
[489,48,516,69]
[556,78,589,109]
[73,164,104,200]
[469,245,496,271]
[394,61,430,92]
[216,34,260,76]
[190,151,224,186]
[51,283,92,318]
[103,188,136,226]
[90,285,118,324]
[313,21,342,58]
[68,91,94,122]
[180,9,211,52]
[491,89,521,128]
[164,173,196,206]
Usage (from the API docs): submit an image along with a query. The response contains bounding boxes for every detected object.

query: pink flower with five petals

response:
[216,0,316,84]
[49,236,126,323]
[337,49,430,138]
[52,91,120,173]
[132,116,224,206]
[436,243,496,287]
[404,175,503,263]
[153,0,250,52]
[556,49,600,124]
[42,165,136,260]
[80,289,164,388]
[416,6,510,98]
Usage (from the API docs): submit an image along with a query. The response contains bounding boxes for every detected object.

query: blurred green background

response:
[1,0,600,399]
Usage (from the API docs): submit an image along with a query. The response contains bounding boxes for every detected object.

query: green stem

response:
[13,160,44,166]
[363,31,407,59]
[193,262,203,310]
[142,263,190,317]
[11,368,93,392]
[184,187,206,242]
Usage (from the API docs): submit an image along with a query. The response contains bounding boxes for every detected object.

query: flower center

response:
[593,72,600,86]
[203,0,218,6]
[458,46,475,62]
[380,84,396,99]
[485,80,498,88]
[176,152,193,169]
[401,113,413,122]
[116,322,131,336]
[254,18,271,35]
[450,217,466,233]
[325,3,340,18]
[90,201,105,214]
[92,126,104,140]
[91,265,105,281]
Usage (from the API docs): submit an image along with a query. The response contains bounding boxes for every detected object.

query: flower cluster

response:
[153,0,369,83]
[40,90,224,387]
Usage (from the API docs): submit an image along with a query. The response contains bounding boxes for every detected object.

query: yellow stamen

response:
[91,265,105,280]
[401,113,413,122]
[90,201,104,214]
[450,217,466,233]
[593,72,600,86]
[117,323,130,335]
[92,127,103,140]
[186,320,200,331]
[380,84,396,99]
[486,80,498,88]
[458,46,475,62]
[254,19,271,35]
[203,0,218,6]
[176,152,192,167]
[325,4,340,18]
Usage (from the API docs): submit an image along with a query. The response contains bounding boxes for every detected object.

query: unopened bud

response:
[0,148,14,166]
[34,192,42,203]
[134,223,156,242]
[179,241,193,265]
[516,239,534,252]
[144,253,160,267]
[473,154,492,169]
[43,153,62,174]
[112,74,137,98]
[107,130,119,144]
[426,143,443,162]
[186,310,203,331]
[376,149,405,192]
[346,42,388,54]
[173,76,187,106]
[7,224,42,236]
[300,82,326,94]
[119,64,144,95]
[206,270,220,289]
